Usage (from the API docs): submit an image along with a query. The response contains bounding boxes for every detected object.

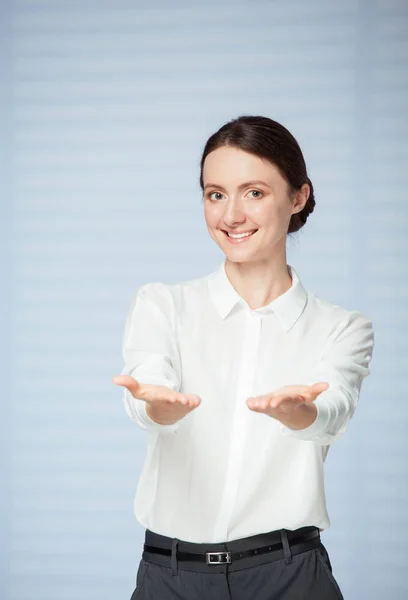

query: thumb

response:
[112,374,141,395]
[309,381,329,394]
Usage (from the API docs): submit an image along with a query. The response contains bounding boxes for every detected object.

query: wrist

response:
[278,403,318,431]
[145,403,181,425]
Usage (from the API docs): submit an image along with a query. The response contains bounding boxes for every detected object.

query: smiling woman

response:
[199,116,316,310]
[115,115,374,600]
[200,115,316,232]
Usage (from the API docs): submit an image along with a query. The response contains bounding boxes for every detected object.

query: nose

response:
[222,198,246,226]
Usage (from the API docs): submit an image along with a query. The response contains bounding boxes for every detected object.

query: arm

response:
[279,310,375,445]
[120,284,183,433]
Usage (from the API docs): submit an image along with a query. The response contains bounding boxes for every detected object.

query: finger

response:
[177,394,188,405]
[166,393,198,407]
[268,393,291,409]
[179,394,201,407]
[112,375,147,400]
[167,393,187,405]
[247,396,259,409]
[247,396,270,411]
[269,394,281,409]
[247,401,266,412]
[112,374,140,392]
[185,394,201,405]
[269,393,307,409]
[309,381,329,393]
[301,382,329,402]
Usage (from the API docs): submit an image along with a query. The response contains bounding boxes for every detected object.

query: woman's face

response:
[202,145,308,263]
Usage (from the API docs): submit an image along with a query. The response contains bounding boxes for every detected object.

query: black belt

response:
[144,527,320,565]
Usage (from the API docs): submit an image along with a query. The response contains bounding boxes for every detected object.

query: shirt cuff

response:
[280,395,333,442]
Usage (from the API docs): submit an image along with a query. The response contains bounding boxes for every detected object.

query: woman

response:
[113,115,374,600]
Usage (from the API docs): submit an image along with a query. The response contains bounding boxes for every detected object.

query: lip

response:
[221,229,258,244]
[223,229,258,234]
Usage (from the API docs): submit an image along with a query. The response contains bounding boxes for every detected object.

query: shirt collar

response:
[207,259,308,332]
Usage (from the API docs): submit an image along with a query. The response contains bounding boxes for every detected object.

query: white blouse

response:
[120,260,374,543]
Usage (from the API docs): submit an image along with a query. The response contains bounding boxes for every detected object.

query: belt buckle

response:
[206,551,232,565]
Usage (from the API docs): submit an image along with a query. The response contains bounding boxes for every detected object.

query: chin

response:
[223,250,256,261]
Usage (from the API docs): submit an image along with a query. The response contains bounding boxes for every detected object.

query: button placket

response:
[212,310,262,541]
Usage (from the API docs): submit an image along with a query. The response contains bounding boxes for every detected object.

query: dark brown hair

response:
[199,115,315,234]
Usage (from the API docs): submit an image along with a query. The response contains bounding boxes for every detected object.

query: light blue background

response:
[1,1,407,598]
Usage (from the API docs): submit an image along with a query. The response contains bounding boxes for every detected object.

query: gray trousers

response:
[130,527,344,600]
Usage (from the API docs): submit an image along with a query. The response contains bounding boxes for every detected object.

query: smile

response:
[222,229,258,243]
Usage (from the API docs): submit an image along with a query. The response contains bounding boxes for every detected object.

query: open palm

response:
[246,382,329,418]
[112,374,201,424]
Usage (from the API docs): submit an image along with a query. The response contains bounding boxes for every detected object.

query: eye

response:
[207,191,224,201]
[248,190,263,199]
[206,189,264,201]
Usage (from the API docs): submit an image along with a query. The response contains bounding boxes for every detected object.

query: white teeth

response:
[227,230,256,238]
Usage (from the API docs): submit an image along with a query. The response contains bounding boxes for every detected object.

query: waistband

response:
[142,526,322,574]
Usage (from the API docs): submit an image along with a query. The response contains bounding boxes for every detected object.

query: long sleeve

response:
[280,310,375,445]
[120,283,183,433]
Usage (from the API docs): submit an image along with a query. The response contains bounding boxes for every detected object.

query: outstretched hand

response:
[246,382,329,430]
[112,374,201,425]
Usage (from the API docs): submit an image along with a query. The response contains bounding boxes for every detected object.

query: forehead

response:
[203,146,283,185]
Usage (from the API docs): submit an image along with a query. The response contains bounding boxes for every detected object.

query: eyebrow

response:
[203,180,271,191]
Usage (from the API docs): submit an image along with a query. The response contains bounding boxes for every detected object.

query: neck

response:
[224,256,292,311]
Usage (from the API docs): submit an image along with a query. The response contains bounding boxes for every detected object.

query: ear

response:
[291,183,310,215]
